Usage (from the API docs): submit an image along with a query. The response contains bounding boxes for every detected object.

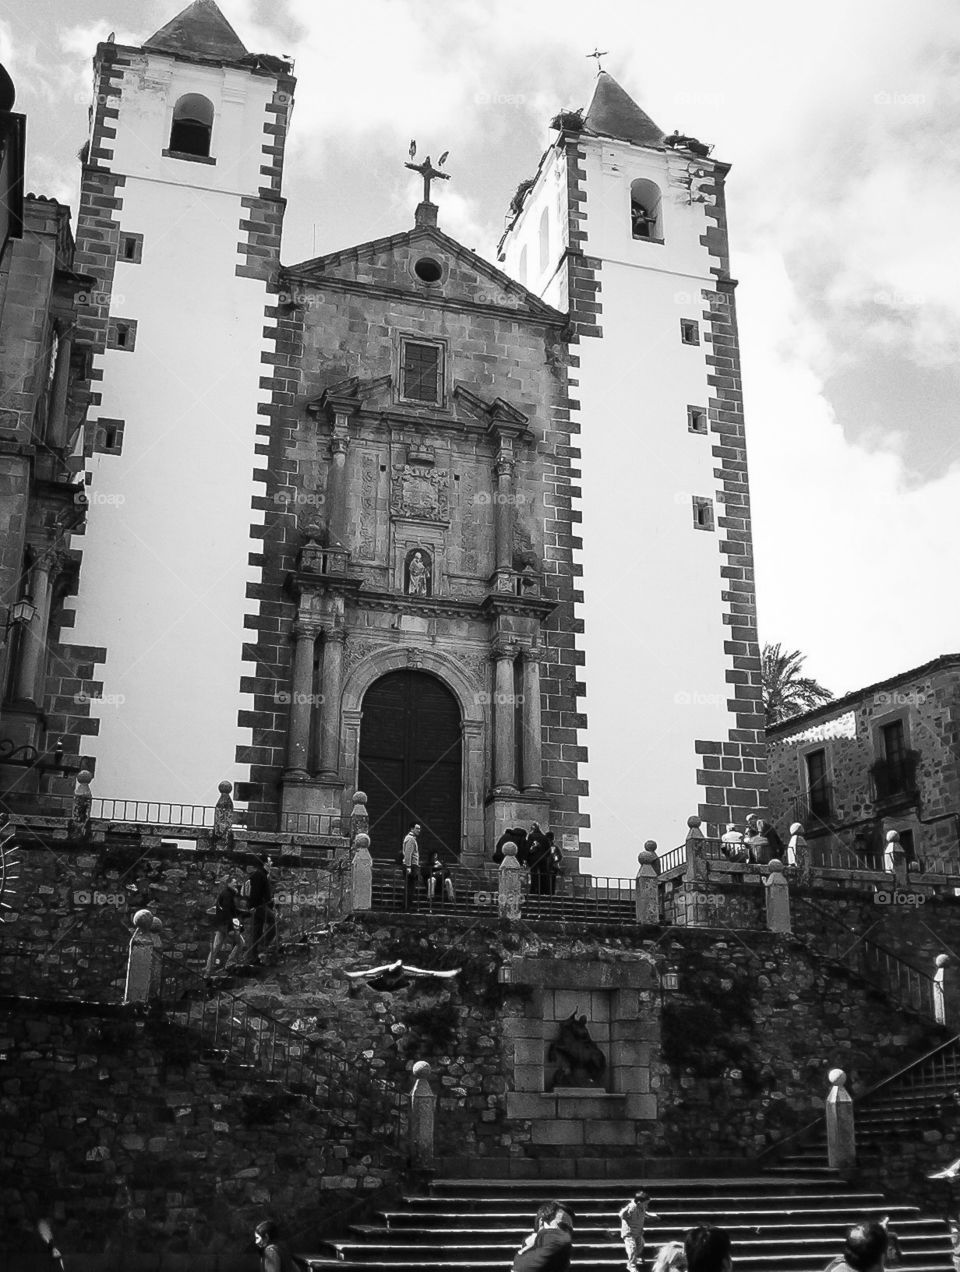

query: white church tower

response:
[499,72,766,855]
[65,1,295,804]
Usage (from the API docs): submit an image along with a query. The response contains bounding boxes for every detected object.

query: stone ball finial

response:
[936,954,950,969]
[687,816,702,829]
[353,833,371,851]
[77,769,93,785]
[412,1060,432,1079]
[827,1067,846,1088]
[644,839,658,853]
[501,841,518,859]
[789,822,803,836]
[768,859,784,872]
[638,845,658,866]
[218,780,232,795]
[132,908,154,930]
[886,829,901,844]
[352,791,368,806]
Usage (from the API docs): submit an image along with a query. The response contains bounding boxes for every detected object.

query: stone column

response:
[47,330,73,449]
[327,432,350,550]
[826,1068,855,1174]
[498,842,522,919]
[318,628,345,777]
[350,832,373,912]
[285,622,318,778]
[12,557,53,703]
[635,843,660,925]
[492,643,518,792]
[519,647,543,792]
[124,908,158,1004]
[684,815,706,883]
[409,1060,436,1169]
[765,859,791,933]
[493,454,515,574]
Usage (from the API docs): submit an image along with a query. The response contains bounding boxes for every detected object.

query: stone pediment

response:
[307,378,532,438]
[284,225,565,324]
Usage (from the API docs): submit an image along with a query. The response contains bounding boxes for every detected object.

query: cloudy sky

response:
[3,0,959,864]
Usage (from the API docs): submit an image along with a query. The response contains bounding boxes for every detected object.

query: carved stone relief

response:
[358,451,380,561]
[391,464,449,523]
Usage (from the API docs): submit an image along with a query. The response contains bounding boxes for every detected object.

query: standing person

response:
[424,852,454,904]
[512,826,530,868]
[204,875,244,980]
[527,823,550,895]
[721,824,746,862]
[512,1201,575,1272]
[684,1225,733,1272]
[546,832,563,895]
[254,1219,299,1272]
[619,1190,660,1272]
[242,857,272,966]
[402,822,421,909]
[823,1220,890,1272]
[757,818,785,861]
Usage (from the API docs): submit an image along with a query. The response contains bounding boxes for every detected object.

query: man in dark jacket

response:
[204,876,243,979]
[243,858,273,966]
[512,1201,575,1272]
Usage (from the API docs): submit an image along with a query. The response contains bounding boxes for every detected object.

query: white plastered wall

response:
[66,53,276,803]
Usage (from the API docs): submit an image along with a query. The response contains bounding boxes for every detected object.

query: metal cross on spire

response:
[405,140,451,205]
[586,47,609,72]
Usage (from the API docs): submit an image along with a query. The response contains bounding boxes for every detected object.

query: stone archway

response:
[358,670,461,860]
[340,646,487,863]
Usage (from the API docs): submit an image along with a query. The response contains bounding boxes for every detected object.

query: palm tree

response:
[761,643,834,726]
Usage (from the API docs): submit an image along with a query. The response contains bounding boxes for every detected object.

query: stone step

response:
[301,1259,953,1272]
[350,1220,947,1241]
[386,1202,915,1221]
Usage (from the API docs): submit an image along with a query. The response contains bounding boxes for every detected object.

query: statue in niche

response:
[405,548,431,596]
[546,1010,607,1091]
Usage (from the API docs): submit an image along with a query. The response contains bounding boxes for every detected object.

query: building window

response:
[681,320,700,345]
[692,496,714,531]
[538,207,550,274]
[630,178,662,241]
[399,339,443,405]
[687,405,707,434]
[107,318,137,352]
[805,748,831,820]
[119,233,143,264]
[871,717,920,801]
[168,93,214,158]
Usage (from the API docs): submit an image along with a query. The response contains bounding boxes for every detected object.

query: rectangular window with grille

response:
[400,339,442,404]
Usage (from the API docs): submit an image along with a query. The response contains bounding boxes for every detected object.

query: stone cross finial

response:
[405,152,451,205]
[825,1067,855,1174]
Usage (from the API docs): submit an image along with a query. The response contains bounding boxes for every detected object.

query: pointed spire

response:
[582,71,664,149]
[144,0,248,61]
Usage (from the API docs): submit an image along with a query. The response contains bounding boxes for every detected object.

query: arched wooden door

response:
[357,670,462,860]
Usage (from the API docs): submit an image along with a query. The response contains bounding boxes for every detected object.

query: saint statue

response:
[407,550,429,596]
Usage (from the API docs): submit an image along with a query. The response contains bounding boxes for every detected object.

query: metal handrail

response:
[0,929,131,1001]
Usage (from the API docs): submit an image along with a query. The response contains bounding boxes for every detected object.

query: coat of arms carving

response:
[391,465,449,523]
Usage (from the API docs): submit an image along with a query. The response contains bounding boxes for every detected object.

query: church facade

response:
[2,0,767,865]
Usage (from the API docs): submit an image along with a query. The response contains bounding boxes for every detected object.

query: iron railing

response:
[657,845,686,875]
[792,894,936,1018]
[808,839,884,872]
[278,811,345,838]
[856,1032,960,1110]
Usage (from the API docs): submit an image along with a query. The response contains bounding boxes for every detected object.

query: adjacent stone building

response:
[0,66,97,808]
[767,653,960,868]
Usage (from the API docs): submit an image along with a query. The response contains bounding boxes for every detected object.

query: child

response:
[619,1190,660,1272]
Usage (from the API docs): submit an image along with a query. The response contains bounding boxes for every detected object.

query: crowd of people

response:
[719,811,787,865]
[508,1202,908,1272]
[203,855,279,982]
[397,819,565,909]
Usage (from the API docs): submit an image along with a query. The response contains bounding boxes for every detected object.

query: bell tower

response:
[499,71,767,853]
[65,2,295,801]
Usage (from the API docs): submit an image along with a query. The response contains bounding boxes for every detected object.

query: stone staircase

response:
[299,1174,955,1271]
[371,873,637,924]
[771,1036,960,1173]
